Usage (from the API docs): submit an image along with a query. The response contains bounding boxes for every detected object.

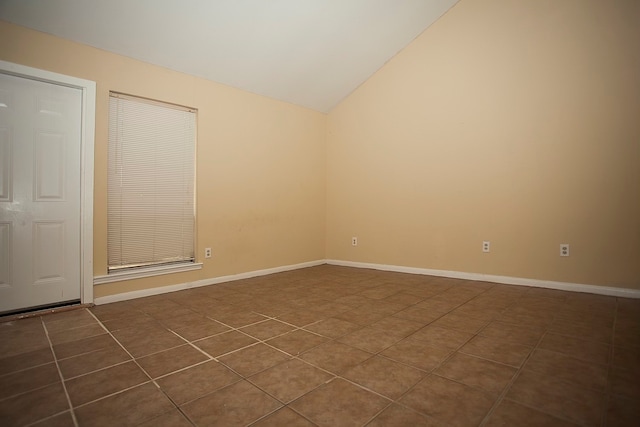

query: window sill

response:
[94,262,203,285]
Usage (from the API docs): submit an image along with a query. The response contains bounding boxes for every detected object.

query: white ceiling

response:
[0,0,459,112]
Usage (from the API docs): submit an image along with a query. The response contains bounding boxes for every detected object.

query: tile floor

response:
[1,265,639,426]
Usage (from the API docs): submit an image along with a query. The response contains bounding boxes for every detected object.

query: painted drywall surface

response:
[327,0,640,288]
[0,21,327,298]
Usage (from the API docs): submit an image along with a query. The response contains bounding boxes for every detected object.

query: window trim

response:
[94,262,202,285]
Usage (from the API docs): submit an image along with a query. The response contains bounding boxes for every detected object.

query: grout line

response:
[41,316,79,427]
[602,297,618,427]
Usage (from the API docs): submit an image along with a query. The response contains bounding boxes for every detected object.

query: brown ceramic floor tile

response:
[607,394,640,427]
[539,333,610,365]
[485,399,579,427]
[479,320,544,346]
[156,360,240,404]
[382,292,425,307]
[400,374,495,426]
[610,366,640,400]
[410,325,473,350]
[42,309,98,332]
[137,409,193,427]
[251,407,316,427]
[430,312,488,333]
[370,316,424,337]
[193,330,257,357]
[65,360,149,406]
[266,329,329,356]
[248,358,333,403]
[333,307,387,326]
[74,382,175,426]
[414,297,461,314]
[101,312,159,332]
[276,310,325,327]
[162,313,230,340]
[0,382,69,426]
[614,321,640,349]
[524,349,608,391]
[31,411,75,427]
[304,318,361,339]
[435,353,517,395]
[53,333,119,359]
[89,301,140,322]
[111,325,186,358]
[612,345,640,373]
[337,326,405,353]
[219,343,291,376]
[57,345,131,379]
[137,344,209,378]
[211,311,269,328]
[290,378,389,427]
[380,337,451,372]
[460,335,533,367]
[343,355,424,399]
[239,319,295,340]
[182,380,282,427]
[300,341,373,375]
[367,404,442,426]
[0,347,53,376]
[393,306,443,324]
[507,370,605,426]
[47,323,106,345]
[451,304,503,321]
[333,294,374,307]
[0,362,60,400]
[359,285,401,299]
[549,318,613,343]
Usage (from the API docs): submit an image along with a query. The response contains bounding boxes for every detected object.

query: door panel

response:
[0,72,82,313]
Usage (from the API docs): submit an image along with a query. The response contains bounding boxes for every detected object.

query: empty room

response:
[0,0,639,426]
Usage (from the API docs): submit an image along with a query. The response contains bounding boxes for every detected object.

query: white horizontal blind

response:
[108,93,196,271]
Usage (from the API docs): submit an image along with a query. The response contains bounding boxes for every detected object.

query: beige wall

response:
[1,0,639,299]
[327,0,640,288]
[0,21,327,298]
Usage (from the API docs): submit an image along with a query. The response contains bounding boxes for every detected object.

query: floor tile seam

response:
[85,309,164,390]
[601,298,620,427]
[543,328,614,347]
[239,402,288,426]
[456,348,530,369]
[72,379,157,410]
[43,320,104,335]
[48,330,110,347]
[22,409,73,427]
[360,400,396,426]
[331,374,402,403]
[496,397,593,427]
[61,358,136,381]
[41,317,79,427]
[0,359,56,378]
[478,327,556,427]
[0,379,62,403]
[389,324,495,415]
[151,358,223,382]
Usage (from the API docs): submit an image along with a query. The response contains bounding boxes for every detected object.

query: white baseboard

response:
[94,259,325,305]
[326,259,640,299]
[94,258,640,305]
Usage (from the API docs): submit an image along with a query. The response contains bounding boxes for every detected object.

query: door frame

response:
[0,60,95,306]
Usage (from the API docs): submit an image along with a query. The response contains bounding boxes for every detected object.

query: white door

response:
[0,72,82,314]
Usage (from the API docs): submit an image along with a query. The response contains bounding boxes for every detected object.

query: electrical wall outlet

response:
[560,244,569,257]
[205,247,212,258]
[352,237,358,246]
[482,241,490,253]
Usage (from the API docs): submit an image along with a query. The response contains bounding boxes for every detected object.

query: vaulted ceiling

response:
[0,0,459,112]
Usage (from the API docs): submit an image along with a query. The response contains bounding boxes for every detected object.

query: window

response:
[107,93,196,274]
